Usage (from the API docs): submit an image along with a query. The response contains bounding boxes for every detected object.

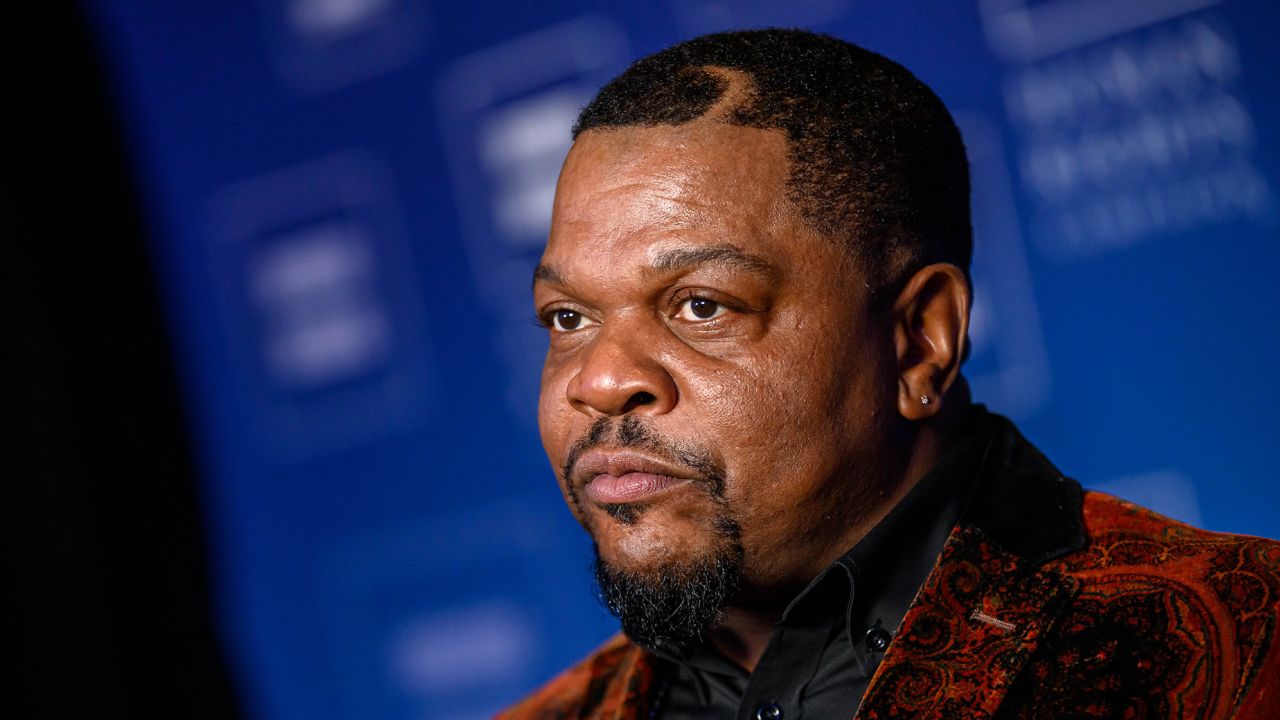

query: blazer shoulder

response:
[1079,489,1280,560]
[1047,490,1280,717]
[1067,489,1280,595]
[497,633,651,719]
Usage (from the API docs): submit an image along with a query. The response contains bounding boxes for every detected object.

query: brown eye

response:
[551,309,595,332]
[676,297,726,321]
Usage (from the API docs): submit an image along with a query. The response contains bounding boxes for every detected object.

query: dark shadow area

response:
[0,5,242,718]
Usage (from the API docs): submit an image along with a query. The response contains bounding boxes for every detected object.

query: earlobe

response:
[892,263,970,421]
[898,368,939,421]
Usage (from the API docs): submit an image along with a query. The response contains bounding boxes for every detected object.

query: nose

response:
[566,325,678,417]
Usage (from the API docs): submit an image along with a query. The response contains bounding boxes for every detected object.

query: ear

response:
[891,263,970,421]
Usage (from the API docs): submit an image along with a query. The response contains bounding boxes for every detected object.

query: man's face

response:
[534,120,902,619]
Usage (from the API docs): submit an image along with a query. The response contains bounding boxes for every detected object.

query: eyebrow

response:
[532,263,565,287]
[647,244,781,281]
[532,243,781,288]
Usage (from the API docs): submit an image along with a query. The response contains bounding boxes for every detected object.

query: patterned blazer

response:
[500,418,1280,719]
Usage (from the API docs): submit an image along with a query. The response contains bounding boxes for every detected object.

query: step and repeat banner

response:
[84,1,1278,718]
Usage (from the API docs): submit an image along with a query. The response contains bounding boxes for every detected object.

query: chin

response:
[591,521,745,651]
[589,500,734,573]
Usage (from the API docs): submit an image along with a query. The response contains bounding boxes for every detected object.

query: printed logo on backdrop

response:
[258,0,430,94]
[436,17,632,426]
[205,151,431,459]
[980,0,1276,260]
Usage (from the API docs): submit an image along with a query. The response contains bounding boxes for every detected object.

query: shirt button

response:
[865,625,892,653]
[755,701,784,720]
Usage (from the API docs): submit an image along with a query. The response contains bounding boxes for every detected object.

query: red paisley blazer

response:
[501,417,1280,719]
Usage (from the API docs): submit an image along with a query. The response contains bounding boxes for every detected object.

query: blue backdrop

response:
[82,1,1279,718]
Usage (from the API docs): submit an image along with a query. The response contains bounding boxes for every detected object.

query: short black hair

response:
[574,29,972,291]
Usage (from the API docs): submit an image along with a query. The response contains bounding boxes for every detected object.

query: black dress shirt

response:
[650,409,994,720]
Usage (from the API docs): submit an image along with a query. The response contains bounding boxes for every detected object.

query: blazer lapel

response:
[589,640,657,720]
[856,412,1088,719]
[855,524,1078,719]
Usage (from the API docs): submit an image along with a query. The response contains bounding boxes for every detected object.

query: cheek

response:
[537,363,573,462]
[690,328,888,512]
[696,345,840,457]
[538,383,592,528]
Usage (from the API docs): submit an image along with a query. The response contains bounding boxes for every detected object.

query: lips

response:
[587,472,689,504]
[573,449,698,505]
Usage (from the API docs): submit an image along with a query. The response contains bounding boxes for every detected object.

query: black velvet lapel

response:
[959,412,1087,566]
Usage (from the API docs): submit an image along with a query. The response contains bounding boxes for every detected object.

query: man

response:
[504,29,1280,719]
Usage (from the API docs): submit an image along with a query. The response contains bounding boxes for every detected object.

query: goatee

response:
[592,515,744,652]
[567,414,744,650]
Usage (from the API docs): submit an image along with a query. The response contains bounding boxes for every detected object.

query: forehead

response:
[547,121,801,261]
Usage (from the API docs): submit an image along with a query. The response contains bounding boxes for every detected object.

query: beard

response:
[565,415,745,651]
[592,514,744,651]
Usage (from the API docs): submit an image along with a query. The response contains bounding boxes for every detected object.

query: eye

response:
[675,296,727,321]
[547,309,596,332]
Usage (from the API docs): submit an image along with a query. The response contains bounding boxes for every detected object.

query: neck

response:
[707,607,777,672]
[709,396,972,672]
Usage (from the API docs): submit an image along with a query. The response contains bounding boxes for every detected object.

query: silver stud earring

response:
[920,394,931,405]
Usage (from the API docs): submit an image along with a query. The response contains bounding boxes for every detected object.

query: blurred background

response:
[3,1,1277,718]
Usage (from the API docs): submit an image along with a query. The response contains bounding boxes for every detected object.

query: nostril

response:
[621,391,657,413]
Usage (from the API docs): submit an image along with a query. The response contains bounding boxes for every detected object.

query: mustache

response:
[562,415,727,500]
